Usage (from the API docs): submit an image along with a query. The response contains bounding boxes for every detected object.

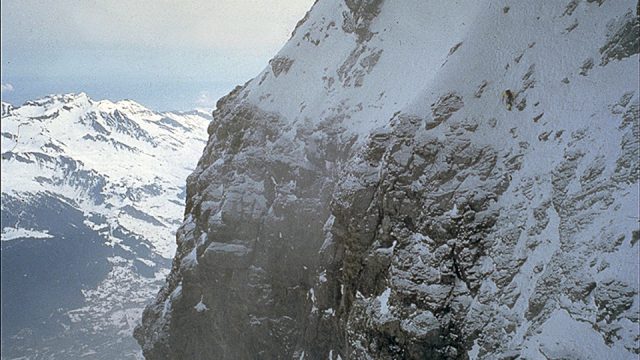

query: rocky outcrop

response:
[136,1,639,359]
[135,88,358,358]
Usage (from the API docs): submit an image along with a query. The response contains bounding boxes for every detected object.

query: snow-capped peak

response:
[1,93,210,258]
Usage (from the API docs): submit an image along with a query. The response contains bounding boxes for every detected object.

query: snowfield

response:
[1,93,210,359]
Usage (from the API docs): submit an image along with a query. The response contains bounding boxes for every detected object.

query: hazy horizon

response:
[0,0,314,111]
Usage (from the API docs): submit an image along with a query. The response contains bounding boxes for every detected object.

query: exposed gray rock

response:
[600,10,640,65]
[563,0,581,16]
[580,57,595,75]
[136,1,639,359]
[269,56,295,77]
[342,0,384,42]
[427,92,464,129]
[338,46,383,87]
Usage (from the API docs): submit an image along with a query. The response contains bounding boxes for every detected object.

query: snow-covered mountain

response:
[1,93,209,359]
[136,0,639,359]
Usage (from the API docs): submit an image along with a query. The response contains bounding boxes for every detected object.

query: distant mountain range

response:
[1,93,210,359]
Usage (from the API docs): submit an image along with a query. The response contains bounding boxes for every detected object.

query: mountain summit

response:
[134,0,638,358]
[1,94,210,358]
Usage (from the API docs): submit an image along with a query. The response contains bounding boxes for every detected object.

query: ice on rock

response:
[446,203,459,218]
[194,296,208,313]
[377,288,391,315]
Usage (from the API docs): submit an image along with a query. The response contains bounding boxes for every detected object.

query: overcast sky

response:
[0,0,314,110]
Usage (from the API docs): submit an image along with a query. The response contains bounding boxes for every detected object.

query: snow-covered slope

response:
[136,1,639,359]
[1,93,209,359]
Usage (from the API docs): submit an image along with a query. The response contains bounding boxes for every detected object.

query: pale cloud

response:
[0,0,315,110]
[1,83,14,93]
[195,91,216,108]
[3,0,315,54]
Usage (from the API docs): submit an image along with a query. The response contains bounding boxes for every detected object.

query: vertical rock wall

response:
[137,1,639,358]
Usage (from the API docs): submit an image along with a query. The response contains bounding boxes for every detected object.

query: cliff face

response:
[136,1,639,359]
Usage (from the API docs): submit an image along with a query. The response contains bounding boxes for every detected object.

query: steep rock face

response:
[137,1,639,359]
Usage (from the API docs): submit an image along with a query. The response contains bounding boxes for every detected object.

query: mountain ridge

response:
[1,93,210,359]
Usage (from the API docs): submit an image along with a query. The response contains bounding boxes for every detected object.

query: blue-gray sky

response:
[0,0,313,110]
